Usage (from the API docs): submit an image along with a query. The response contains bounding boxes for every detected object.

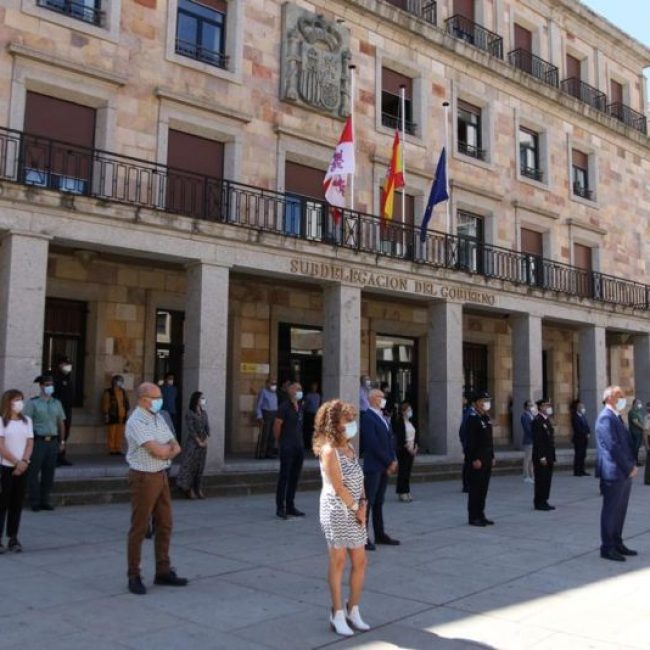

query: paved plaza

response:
[1,472,649,650]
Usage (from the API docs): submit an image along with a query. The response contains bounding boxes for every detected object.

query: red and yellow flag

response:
[380,130,405,221]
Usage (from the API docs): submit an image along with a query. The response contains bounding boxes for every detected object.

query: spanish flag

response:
[380,130,405,221]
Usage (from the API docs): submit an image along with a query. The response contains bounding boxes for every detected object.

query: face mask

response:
[379,398,387,409]
[166,379,174,386]
[116,381,125,389]
[616,397,627,412]
[270,385,277,392]
[365,380,372,388]
[580,407,586,415]
[61,364,72,374]
[149,397,163,414]
[405,409,413,419]
[530,406,539,416]
[43,385,55,396]
[295,391,303,401]
[482,401,491,412]
[344,421,358,439]
[11,400,24,414]
[545,407,553,416]
[199,398,207,407]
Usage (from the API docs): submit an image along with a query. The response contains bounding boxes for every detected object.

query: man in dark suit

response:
[571,399,591,476]
[466,391,495,527]
[596,386,638,562]
[360,389,399,551]
[532,399,556,511]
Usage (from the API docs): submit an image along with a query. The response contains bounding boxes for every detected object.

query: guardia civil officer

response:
[532,398,556,511]
[466,391,495,527]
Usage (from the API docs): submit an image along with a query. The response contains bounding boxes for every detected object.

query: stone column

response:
[579,325,607,435]
[511,314,543,449]
[633,334,650,405]
[183,262,230,471]
[428,301,463,456]
[0,232,50,395]
[322,284,361,408]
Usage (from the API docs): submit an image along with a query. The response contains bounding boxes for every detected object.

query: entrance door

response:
[463,342,488,394]
[376,335,417,418]
[155,309,185,436]
[277,323,323,390]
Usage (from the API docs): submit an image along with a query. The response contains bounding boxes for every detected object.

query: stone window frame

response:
[20,0,121,43]
[566,135,599,209]
[375,53,427,145]
[568,224,602,273]
[514,110,551,191]
[451,83,495,170]
[508,12,545,61]
[563,40,594,87]
[165,0,244,84]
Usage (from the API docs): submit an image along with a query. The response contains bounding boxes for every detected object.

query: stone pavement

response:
[2,472,649,650]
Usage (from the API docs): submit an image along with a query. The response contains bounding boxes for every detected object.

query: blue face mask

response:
[43,385,55,396]
[149,398,164,414]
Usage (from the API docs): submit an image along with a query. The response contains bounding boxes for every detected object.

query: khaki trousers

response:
[107,423,125,453]
[127,469,173,578]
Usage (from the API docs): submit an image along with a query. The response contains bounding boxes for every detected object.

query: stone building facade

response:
[0,0,649,470]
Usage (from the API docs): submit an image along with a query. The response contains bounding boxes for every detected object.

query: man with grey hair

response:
[595,385,637,562]
[125,382,186,594]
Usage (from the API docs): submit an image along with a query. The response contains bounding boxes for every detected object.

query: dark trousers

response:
[467,462,491,521]
[256,410,277,459]
[534,462,554,507]
[127,470,173,578]
[396,448,414,494]
[303,412,315,452]
[573,437,588,475]
[462,453,471,492]
[276,446,303,510]
[600,477,632,553]
[365,470,389,540]
[58,409,72,463]
[0,466,27,539]
[28,439,58,508]
[645,449,650,485]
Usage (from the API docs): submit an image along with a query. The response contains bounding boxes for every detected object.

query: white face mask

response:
[579,407,586,415]
[199,398,207,407]
[482,401,491,412]
[11,400,24,414]
[379,398,387,409]
[365,380,372,388]
[269,384,277,392]
[344,421,358,439]
[405,409,413,419]
[295,391,303,401]
[530,406,539,416]
[616,397,627,412]
[545,407,553,416]
[61,364,72,374]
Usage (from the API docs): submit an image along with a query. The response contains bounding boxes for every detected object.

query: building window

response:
[284,161,327,238]
[463,342,488,395]
[519,127,543,182]
[457,100,484,160]
[381,68,416,135]
[572,149,593,200]
[521,227,544,286]
[166,129,225,219]
[456,210,484,273]
[176,0,228,70]
[36,0,103,26]
[43,298,87,408]
[573,243,593,297]
[22,92,96,196]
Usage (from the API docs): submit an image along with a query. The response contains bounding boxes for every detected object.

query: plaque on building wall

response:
[281,3,352,118]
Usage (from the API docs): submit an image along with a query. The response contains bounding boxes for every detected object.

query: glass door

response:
[375,335,417,419]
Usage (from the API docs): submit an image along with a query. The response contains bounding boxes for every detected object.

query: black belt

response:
[36,436,57,442]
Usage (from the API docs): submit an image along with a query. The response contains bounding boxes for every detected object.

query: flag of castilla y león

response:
[323,116,355,222]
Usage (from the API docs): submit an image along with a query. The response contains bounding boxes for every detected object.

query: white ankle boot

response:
[330,609,354,636]
[346,604,370,631]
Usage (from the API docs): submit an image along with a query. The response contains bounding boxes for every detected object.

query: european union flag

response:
[419,147,449,243]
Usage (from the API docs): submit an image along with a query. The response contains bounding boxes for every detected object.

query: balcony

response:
[561,78,607,112]
[175,38,229,70]
[445,15,503,59]
[573,183,595,201]
[458,141,486,161]
[385,0,436,25]
[520,165,544,182]
[508,49,559,88]
[1,126,648,310]
[607,102,647,135]
[381,112,417,136]
[36,0,103,26]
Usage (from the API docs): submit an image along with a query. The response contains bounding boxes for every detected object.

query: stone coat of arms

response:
[281,3,351,118]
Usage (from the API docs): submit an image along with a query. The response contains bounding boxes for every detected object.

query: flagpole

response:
[400,85,407,230]
[349,64,356,212]
[443,100,451,234]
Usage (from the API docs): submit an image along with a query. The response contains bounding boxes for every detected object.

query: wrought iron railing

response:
[175,38,229,70]
[37,0,103,26]
[381,112,417,135]
[508,49,559,88]
[521,165,544,182]
[1,126,648,310]
[573,183,594,201]
[606,102,647,135]
[385,0,437,25]
[445,15,504,59]
[458,141,486,161]
[560,77,607,112]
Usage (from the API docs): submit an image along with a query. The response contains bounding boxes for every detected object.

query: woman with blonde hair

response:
[314,399,370,637]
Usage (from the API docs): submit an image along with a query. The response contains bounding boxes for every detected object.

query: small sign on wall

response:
[240,363,270,375]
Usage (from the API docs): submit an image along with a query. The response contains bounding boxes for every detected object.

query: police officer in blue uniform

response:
[532,398,556,511]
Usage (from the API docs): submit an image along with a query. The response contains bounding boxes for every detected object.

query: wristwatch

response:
[349,501,359,513]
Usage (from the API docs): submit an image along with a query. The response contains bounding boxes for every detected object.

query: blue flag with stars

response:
[419,147,449,243]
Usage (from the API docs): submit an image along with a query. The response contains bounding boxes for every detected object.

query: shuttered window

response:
[566,54,581,81]
[454,0,474,20]
[514,24,532,52]
[573,243,592,271]
[285,161,326,200]
[521,228,543,257]
[610,80,623,105]
[381,68,415,135]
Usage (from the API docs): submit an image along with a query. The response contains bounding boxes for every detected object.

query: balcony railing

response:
[521,166,544,182]
[508,49,559,88]
[37,0,103,26]
[382,112,417,136]
[385,0,437,25]
[573,183,594,201]
[458,141,486,161]
[607,102,648,135]
[560,77,607,112]
[1,126,648,310]
[175,38,229,70]
[445,15,503,59]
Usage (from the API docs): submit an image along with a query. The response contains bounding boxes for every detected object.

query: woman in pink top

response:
[0,389,34,552]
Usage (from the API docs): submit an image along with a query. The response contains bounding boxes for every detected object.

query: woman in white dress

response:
[314,399,370,637]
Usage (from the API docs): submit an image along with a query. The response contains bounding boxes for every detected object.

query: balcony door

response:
[521,228,544,287]
[566,54,581,82]
[463,342,488,395]
[573,243,593,298]
[457,210,484,273]
[454,0,474,20]
[284,161,327,239]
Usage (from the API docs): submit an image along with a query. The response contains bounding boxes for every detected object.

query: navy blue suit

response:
[360,409,396,542]
[595,407,635,554]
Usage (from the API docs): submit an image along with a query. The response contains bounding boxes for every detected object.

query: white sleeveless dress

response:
[319,446,367,549]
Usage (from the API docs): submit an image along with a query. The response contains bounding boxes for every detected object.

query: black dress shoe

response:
[128,576,147,595]
[375,535,400,546]
[534,504,552,511]
[617,545,638,556]
[482,518,495,525]
[469,519,487,527]
[581,472,591,476]
[31,505,40,512]
[286,508,305,517]
[39,504,55,511]
[546,504,556,510]
[276,509,288,520]
[601,550,626,562]
[365,542,376,551]
[154,570,188,587]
